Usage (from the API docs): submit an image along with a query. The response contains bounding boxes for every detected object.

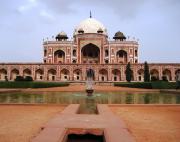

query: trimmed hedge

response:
[151,81,176,89]
[114,82,152,89]
[0,81,69,88]
[114,81,177,89]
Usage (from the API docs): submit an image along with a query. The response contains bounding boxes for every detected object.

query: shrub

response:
[24,76,33,81]
[114,82,152,89]
[15,76,24,81]
[151,76,159,81]
[114,81,176,89]
[162,76,168,82]
[151,81,176,89]
[0,82,69,88]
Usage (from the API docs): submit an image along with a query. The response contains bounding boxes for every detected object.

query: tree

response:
[144,61,150,82]
[125,62,132,82]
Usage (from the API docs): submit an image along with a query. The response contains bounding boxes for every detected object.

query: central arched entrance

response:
[81,43,100,64]
[116,50,127,64]
[54,50,65,63]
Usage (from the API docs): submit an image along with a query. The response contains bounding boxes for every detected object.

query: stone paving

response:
[32,104,135,142]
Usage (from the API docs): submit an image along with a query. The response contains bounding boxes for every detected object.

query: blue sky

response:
[0,0,180,63]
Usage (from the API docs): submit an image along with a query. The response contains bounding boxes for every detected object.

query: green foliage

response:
[114,81,177,89]
[15,76,33,81]
[0,82,69,88]
[151,76,159,81]
[15,76,24,81]
[144,61,150,82]
[125,62,132,82]
[151,81,176,89]
[114,82,152,89]
[162,76,168,82]
[24,76,33,81]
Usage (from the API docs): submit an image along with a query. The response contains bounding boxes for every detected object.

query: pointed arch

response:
[11,69,19,80]
[73,69,82,81]
[112,69,121,81]
[162,69,171,81]
[99,69,108,81]
[23,69,31,77]
[0,69,7,81]
[35,69,44,81]
[54,50,65,63]
[81,43,100,64]
[116,50,127,64]
[137,69,144,82]
[47,69,56,81]
[60,69,70,81]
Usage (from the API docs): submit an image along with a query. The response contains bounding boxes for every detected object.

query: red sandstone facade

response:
[0,17,180,82]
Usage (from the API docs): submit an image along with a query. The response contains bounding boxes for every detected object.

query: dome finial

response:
[90,11,92,18]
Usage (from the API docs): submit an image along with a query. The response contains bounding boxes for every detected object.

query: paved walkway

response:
[32,104,135,142]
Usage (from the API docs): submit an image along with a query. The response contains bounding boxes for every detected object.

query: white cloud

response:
[40,10,55,21]
[17,0,38,13]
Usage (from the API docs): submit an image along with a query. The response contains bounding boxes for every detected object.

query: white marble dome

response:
[74,18,108,35]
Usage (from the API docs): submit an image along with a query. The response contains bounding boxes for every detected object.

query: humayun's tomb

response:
[0,16,180,82]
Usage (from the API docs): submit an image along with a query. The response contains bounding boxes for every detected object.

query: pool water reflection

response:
[0,91,180,104]
[1,91,179,114]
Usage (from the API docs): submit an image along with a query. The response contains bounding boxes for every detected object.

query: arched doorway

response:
[23,69,31,78]
[35,69,44,81]
[137,69,144,82]
[116,50,127,64]
[162,69,172,81]
[150,69,159,81]
[99,69,108,81]
[73,69,82,81]
[175,69,180,81]
[0,69,7,81]
[60,69,70,81]
[54,50,65,63]
[81,43,100,64]
[112,69,121,81]
[48,69,56,81]
[11,69,19,80]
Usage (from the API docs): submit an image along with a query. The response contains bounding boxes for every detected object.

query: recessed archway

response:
[60,69,70,81]
[23,69,31,77]
[73,69,82,81]
[54,50,65,64]
[112,69,121,81]
[137,69,144,82]
[35,69,44,81]
[81,43,100,64]
[150,69,159,80]
[99,69,108,81]
[0,69,7,81]
[116,50,127,64]
[162,69,171,81]
[47,69,56,81]
[11,69,19,81]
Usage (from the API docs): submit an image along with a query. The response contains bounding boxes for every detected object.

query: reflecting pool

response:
[0,91,179,114]
[0,91,180,104]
